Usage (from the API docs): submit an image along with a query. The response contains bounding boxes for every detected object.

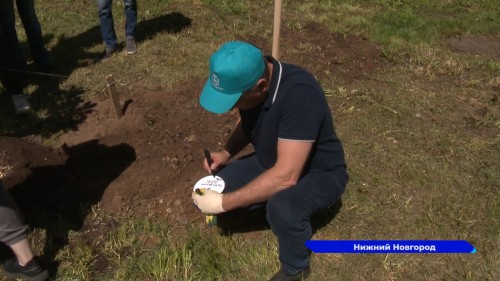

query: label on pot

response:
[193,175,225,193]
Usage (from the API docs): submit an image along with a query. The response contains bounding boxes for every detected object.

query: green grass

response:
[1,0,499,280]
[41,207,278,280]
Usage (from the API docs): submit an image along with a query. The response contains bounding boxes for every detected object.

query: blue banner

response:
[305,240,476,254]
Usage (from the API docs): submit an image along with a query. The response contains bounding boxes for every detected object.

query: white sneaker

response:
[11,94,32,115]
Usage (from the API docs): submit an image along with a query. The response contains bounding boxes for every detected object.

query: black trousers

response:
[217,153,348,274]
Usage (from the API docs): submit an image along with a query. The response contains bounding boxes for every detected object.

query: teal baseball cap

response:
[200,41,265,114]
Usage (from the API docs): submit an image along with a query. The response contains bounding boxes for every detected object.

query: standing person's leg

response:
[123,0,137,39]
[0,184,29,256]
[0,184,49,280]
[0,0,26,69]
[97,0,117,49]
[15,0,51,70]
[0,0,27,73]
[0,26,22,96]
[123,0,137,54]
[266,168,348,279]
[97,0,117,60]
[0,1,31,114]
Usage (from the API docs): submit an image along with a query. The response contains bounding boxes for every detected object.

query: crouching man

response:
[192,41,348,281]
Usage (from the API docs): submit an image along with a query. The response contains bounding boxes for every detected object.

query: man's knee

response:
[96,0,112,12]
[266,191,303,230]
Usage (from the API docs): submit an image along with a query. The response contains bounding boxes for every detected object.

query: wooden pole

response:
[272,0,282,59]
[106,74,123,119]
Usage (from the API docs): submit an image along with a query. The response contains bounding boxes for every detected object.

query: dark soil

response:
[447,35,500,60]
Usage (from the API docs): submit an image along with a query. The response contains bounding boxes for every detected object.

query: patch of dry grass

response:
[328,62,499,279]
[0,151,12,179]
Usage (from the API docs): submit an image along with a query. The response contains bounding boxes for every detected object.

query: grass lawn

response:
[1,0,499,280]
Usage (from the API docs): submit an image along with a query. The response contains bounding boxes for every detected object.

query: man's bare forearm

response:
[221,139,313,211]
[222,166,296,211]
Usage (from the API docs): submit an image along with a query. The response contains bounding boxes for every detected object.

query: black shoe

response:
[2,257,49,281]
[100,48,117,62]
[268,267,311,281]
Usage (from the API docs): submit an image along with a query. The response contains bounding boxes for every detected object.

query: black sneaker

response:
[100,47,117,62]
[125,36,137,55]
[2,257,49,281]
[268,267,311,281]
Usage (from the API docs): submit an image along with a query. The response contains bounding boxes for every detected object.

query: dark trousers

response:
[0,0,28,94]
[217,154,348,274]
[16,0,50,67]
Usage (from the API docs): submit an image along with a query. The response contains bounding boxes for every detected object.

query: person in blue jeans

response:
[192,41,348,281]
[96,0,138,61]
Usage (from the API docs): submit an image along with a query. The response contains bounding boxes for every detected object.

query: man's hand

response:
[192,188,225,215]
[203,150,231,175]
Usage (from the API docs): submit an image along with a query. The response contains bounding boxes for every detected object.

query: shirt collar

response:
[263,56,283,110]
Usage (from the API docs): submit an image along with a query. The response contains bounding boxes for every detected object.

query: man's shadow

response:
[0,139,136,278]
[217,200,343,236]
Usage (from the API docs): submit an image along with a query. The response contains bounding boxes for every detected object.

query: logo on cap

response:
[211,73,222,91]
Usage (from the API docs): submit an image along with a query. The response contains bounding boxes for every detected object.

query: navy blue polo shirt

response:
[239,56,346,172]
